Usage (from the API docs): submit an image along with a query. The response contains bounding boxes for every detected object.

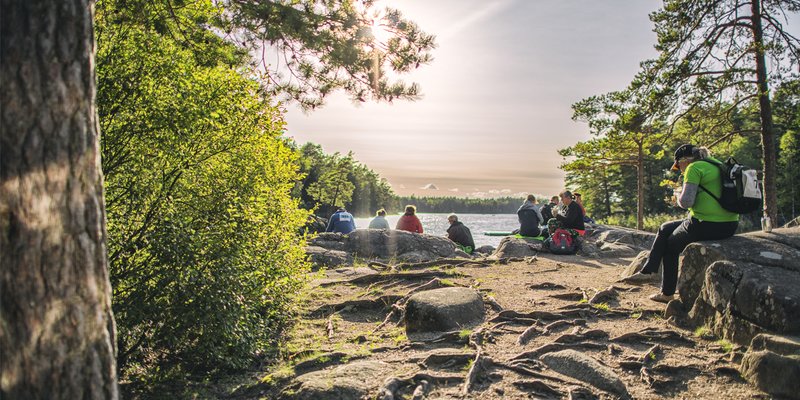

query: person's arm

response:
[534,207,544,224]
[677,183,698,208]
[416,217,424,233]
[325,214,335,232]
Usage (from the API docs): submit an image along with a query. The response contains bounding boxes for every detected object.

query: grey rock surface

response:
[304,246,352,269]
[683,227,800,345]
[491,236,543,258]
[539,350,629,398]
[740,335,800,400]
[306,229,458,266]
[286,361,390,400]
[404,287,485,334]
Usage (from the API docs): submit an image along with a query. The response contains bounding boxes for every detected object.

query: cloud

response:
[501,189,512,194]
[438,0,518,42]
[421,183,439,190]
[449,188,459,192]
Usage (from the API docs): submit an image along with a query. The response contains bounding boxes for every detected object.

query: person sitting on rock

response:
[368,208,390,230]
[620,144,739,303]
[396,205,423,233]
[573,193,595,224]
[325,207,356,234]
[517,194,543,237]
[540,195,559,223]
[446,214,475,254]
[549,190,585,233]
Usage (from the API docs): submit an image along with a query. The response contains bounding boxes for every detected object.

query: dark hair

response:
[526,194,536,202]
[404,205,416,215]
[376,208,386,216]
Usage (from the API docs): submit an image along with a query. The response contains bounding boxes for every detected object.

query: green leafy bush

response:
[96,0,308,379]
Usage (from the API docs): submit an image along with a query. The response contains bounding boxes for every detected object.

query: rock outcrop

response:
[491,236,542,258]
[680,227,800,345]
[284,361,391,399]
[404,287,485,334]
[539,349,629,398]
[307,229,459,267]
[740,334,800,399]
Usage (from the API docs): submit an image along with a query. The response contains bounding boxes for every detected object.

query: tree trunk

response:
[603,167,612,218]
[750,0,778,224]
[1,1,119,399]
[636,142,645,230]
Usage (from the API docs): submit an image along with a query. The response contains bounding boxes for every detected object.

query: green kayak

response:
[483,231,514,236]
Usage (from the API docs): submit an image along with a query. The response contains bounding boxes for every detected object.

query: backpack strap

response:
[689,159,724,206]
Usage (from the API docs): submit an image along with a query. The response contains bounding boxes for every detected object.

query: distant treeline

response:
[292,143,543,217]
[390,196,534,215]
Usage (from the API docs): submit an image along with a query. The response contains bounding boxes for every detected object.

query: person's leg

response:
[640,220,684,275]
[660,219,738,296]
[659,219,697,295]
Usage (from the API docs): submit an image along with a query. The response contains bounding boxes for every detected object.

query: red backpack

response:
[547,228,578,255]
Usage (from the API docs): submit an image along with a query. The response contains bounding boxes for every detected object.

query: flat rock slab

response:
[286,361,390,400]
[405,287,485,334]
[539,349,629,399]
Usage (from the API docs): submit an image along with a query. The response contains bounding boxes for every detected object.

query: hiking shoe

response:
[649,293,675,303]
[618,272,657,285]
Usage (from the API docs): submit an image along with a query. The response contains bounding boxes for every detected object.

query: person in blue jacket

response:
[326,207,356,234]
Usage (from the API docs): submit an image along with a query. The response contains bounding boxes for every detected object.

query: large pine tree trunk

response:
[750,0,778,224]
[1,1,119,398]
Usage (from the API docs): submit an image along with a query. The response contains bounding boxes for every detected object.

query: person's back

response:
[541,196,559,222]
[396,205,423,233]
[686,158,739,223]
[368,209,390,229]
[326,208,356,234]
[446,214,475,253]
[517,195,542,236]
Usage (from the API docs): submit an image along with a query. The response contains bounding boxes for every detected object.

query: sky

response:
[282,0,666,199]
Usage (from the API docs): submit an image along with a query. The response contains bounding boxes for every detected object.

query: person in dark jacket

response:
[516,194,543,237]
[446,214,475,253]
[540,196,558,222]
[396,205,423,233]
[325,207,356,234]
[554,191,585,231]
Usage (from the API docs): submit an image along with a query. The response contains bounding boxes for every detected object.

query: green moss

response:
[591,302,610,311]
[716,339,734,353]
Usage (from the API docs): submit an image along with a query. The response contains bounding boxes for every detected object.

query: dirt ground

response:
[252,253,768,399]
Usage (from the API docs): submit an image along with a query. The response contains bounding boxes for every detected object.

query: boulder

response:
[594,226,656,250]
[304,246,352,269]
[740,334,800,399]
[304,215,328,234]
[285,361,390,400]
[539,350,629,398]
[404,287,485,334]
[306,229,458,265]
[620,251,658,278]
[682,227,800,345]
[491,236,543,258]
[473,245,495,255]
[596,241,638,258]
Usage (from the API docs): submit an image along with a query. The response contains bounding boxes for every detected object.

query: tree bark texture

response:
[750,0,778,224]
[636,141,645,231]
[1,1,119,399]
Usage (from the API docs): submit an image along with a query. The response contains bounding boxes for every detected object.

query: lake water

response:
[353,213,520,248]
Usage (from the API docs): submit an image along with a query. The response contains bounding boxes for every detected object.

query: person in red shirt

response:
[396,205,423,233]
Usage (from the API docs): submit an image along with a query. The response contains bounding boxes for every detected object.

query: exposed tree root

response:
[529,282,567,290]
[639,344,662,363]
[377,373,462,400]
[495,361,570,384]
[511,341,608,361]
[548,292,586,301]
[372,278,455,333]
[410,380,430,400]
[543,319,586,335]
[372,303,405,333]
[517,324,542,346]
[610,327,694,345]
[292,351,367,374]
[462,351,492,394]
[552,329,609,344]
[512,379,563,398]
[326,316,335,340]
[420,352,475,370]
[483,294,504,311]
[588,286,618,304]
[310,295,404,315]
[320,271,466,287]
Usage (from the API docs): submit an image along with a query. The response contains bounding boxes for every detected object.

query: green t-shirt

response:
[683,158,739,222]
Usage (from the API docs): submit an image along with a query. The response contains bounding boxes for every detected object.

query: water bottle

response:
[761,215,772,233]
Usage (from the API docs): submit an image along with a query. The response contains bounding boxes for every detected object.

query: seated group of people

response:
[517,191,592,238]
[326,205,475,253]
